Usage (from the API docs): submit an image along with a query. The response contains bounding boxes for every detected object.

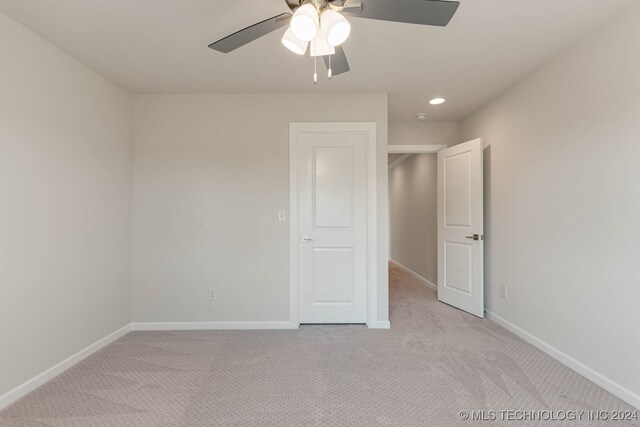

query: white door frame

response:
[290,122,378,327]
[386,142,484,301]
[387,144,447,154]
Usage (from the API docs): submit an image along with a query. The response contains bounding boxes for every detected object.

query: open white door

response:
[437,138,484,317]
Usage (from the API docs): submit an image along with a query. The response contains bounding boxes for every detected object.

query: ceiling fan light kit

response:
[210,0,460,83]
[310,33,336,57]
[284,1,353,83]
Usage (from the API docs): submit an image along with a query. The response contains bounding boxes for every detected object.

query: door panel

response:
[444,152,472,227]
[312,247,354,303]
[444,242,472,294]
[438,139,484,317]
[298,129,367,324]
[314,146,353,228]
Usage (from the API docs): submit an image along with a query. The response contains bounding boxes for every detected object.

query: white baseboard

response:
[132,320,393,331]
[389,259,437,291]
[486,310,639,410]
[0,324,131,411]
[367,320,391,329]
[130,321,298,331]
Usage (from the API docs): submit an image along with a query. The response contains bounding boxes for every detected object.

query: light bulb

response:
[320,9,351,47]
[290,3,319,42]
[281,28,308,55]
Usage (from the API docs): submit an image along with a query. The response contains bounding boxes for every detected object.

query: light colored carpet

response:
[1,264,637,426]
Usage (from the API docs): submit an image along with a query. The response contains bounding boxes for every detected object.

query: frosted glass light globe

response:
[290,4,319,42]
[321,9,351,46]
[281,28,308,55]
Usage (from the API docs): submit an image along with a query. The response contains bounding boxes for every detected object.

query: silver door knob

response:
[465,234,484,241]
[301,236,315,242]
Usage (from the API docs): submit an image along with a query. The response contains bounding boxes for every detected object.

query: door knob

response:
[301,236,315,242]
[465,234,484,241]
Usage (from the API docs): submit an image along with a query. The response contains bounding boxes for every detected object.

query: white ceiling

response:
[0,0,634,122]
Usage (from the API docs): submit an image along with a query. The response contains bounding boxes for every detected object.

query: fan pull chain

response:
[313,53,318,84]
[328,53,332,79]
[313,32,318,85]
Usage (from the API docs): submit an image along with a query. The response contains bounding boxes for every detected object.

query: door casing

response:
[289,122,378,327]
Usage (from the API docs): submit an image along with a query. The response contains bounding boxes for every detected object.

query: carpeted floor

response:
[1,264,637,426]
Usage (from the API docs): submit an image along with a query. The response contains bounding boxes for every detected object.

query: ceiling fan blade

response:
[343,0,460,27]
[323,46,350,76]
[209,13,292,53]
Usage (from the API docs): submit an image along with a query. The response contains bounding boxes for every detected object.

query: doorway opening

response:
[388,146,441,322]
[388,141,484,321]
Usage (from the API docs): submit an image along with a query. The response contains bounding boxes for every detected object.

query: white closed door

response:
[437,138,484,317]
[297,126,368,324]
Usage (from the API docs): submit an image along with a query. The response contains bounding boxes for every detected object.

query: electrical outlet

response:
[208,288,217,301]
[278,210,286,222]
[500,285,508,300]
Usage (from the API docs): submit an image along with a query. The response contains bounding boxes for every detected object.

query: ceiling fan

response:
[209,0,460,83]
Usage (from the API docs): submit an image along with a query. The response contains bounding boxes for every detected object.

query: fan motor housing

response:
[286,0,343,12]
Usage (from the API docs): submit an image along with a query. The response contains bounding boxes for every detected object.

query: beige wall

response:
[461,6,640,405]
[389,122,460,146]
[0,12,131,397]
[389,154,438,284]
[131,94,389,324]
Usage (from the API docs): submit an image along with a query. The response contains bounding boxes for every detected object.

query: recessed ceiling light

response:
[429,98,446,105]
[416,113,428,121]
